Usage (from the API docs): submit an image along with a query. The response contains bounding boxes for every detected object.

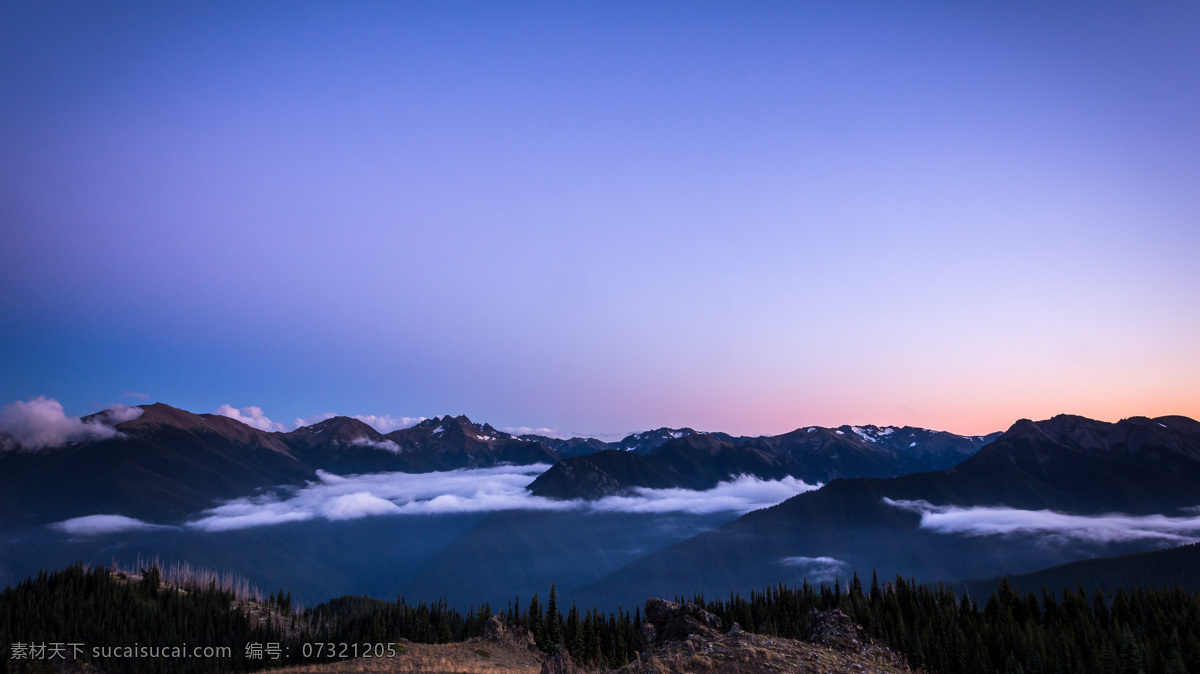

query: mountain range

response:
[4,403,1199,612]
[571,414,1200,607]
[0,402,995,526]
[529,425,999,499]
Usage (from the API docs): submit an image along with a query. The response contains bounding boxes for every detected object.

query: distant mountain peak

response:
[284,416,383,448]
[112,402,293,455]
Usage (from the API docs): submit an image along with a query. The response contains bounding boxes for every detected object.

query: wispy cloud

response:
[503,426,562,438]
[96,404,145,425]
[122,391,152,400]
[215,405,285,433]
[293,412,337,429]
[779,556,848,583]
[185,467,815,532]
[353,414,425,433]
[348,437,402,453]
[0,397,139,451]
[884,499,1200,545]
[289,413,425,433]
[186,465,565,531]
[50,514,168,537]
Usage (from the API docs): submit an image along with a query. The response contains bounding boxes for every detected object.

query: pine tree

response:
[545,584,564,646]
[526,592,543,648]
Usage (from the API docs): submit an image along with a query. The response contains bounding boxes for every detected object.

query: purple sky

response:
[2,2,1198,438]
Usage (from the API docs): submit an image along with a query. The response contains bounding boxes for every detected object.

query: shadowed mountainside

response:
[0,403,998,527]
[529,424,998,499]
[960,541,1200,599]
[573,414,1200,607]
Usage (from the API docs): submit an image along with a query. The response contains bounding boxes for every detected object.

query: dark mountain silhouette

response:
[614,427,698,454]
[518,427,699,459]
[574,414,1200,608]
[960,541,1200,599]
[0,405,560,527]
[530,424,997,499]
[0,403,313,526]
[383,415,558,470]
[520,435,612,459]
[283,416,402,474]
[527,449,681,500]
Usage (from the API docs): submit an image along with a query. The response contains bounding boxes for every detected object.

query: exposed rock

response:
[806,609,909,669]
[618,600,911,674]
[484,615,506,639]
[639,598,722,648]
[483,614,538,651]
[541,643,584,674]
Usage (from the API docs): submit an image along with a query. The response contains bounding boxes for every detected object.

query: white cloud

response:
[348,437,402,453]
[590,475,819,515]
[779,556,848,584]
[122,391,152,400]
[0,397,131,451]
[883,499,1200,545]
[98,404,145,424]
[185,466,816,532]
[354,414,425,433]
[293,412,337,429]
[503,426,562,438]
[215,405,285,433]
[49,514,167,537]
[320,492,404,520]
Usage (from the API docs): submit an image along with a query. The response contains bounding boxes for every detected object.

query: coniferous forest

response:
[4,564,1200,673]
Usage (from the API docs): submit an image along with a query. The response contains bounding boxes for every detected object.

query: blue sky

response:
[2,2,1198,437]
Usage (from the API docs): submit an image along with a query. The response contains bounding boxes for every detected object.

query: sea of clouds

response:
[49,466,820,535]
[884,498,1200,545]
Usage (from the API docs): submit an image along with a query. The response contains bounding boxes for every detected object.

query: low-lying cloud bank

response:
[0,398,143,451]
[884,499,1200,545]
[591,476,818,515]
[185,467,817,532]
[50,514,167,537]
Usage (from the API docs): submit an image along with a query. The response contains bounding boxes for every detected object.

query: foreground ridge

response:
[617,600,909,674]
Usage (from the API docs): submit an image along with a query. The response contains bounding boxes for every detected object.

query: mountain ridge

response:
[573,413,1200,607]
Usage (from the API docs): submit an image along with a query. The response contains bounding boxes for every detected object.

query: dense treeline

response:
[311,584,642,669]
[692,573,1200,674]
[6,564,1200,673]
[0,565,641,673]
[0,563,297,673]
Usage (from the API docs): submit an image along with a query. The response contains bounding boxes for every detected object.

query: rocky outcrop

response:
[483,615,538,651]
[541,644,584,674]
[806,609,909,668]
[636,598,723,651]
[619,600,911,674]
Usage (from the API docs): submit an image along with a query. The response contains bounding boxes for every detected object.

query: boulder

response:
[483,615,538,651]
[639,598,722,647]
[541,644,583,674]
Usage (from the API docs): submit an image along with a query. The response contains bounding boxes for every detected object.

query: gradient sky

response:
[2,2,1198,438]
